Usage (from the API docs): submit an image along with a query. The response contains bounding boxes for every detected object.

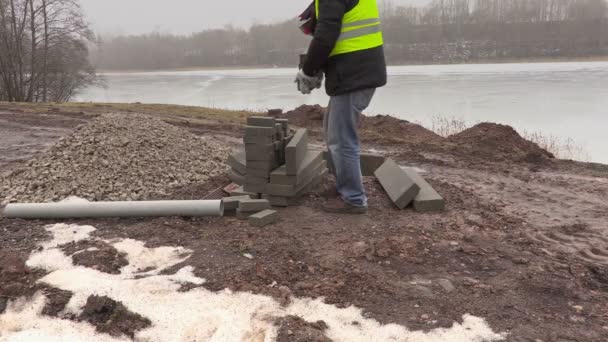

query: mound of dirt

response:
[79,295,151,338]
[284,105,325,127]
[0,251,39,310]
[0,113,230,204]
[361,115,446,144]
[449,122,554,162]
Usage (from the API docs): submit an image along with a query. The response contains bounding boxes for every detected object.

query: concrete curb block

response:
[227,151,246,175]
[238,199,271,212]
[402,167,446,212]
[249,210,279,227]
[223,195,252,210]
[286,129,308,175]
[374,159,420,209]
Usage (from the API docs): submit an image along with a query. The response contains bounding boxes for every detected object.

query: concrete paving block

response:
[249,210,279,227]
[227,151,246,175]
[374,159,421,209]
[246,167,272,178]
[236,208,255,220]
[243,183,267,194]
[245,126,275,137]
[262,194,291,207]
[402,167,446,212]
[245,146,275,161]
[230,186,260,199]
[247,116,276,127]
[238,199,271,212]
[286,129,308,175]
[246,160,276,173]
[323,151,385,177]
[361,153,386,176]
[266,162,326,197]
[245,174,269,185]
[228,169,245,185]
[223,195,252,210]
[244,134,274,144]
[276,119,289,135]
[271,150,323,185]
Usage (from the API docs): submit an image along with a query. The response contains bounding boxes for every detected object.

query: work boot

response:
[322,197,367,215]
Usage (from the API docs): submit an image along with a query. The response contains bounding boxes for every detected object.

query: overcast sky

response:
[79,0,432,35]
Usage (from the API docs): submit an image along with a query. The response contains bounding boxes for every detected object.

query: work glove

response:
[295,70,323,95]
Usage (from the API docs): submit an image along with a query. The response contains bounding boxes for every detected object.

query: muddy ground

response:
[1,103,607,341]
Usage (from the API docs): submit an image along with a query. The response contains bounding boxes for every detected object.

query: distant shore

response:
[97,55,608,73]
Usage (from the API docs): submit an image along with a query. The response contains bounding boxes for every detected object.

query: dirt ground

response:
[1,103,607,341]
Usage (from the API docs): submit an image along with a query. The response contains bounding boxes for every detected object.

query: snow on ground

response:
[0,224,507,342]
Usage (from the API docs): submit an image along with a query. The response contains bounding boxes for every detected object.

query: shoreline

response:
[97,55,608,74]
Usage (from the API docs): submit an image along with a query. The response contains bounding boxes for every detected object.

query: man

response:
[296,0,387,214]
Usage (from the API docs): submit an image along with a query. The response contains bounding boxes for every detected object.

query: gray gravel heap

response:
[1,113,230,204]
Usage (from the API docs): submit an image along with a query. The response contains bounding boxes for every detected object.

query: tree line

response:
[0,0,96,102]
[94,0,608,71]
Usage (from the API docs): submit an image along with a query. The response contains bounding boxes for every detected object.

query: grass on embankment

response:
[0,101,259,124]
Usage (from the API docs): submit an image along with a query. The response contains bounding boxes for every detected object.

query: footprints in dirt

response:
[432,166,608,267]
[528,222,608,266]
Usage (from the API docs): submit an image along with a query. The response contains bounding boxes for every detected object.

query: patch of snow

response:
[1,223,506,342]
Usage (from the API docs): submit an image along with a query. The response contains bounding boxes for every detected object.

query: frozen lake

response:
[76,62,608,163]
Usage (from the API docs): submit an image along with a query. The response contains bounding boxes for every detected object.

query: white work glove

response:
[295,70,323,95]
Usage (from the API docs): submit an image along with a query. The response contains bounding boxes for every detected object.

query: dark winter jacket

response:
[302,0,387,96]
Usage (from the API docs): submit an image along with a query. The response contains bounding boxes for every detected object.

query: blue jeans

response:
[324,88,376,208]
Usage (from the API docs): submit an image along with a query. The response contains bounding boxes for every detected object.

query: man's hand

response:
[295,70,323,95]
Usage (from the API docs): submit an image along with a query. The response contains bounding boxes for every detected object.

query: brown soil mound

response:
[79,295,151,338]
[0,251,39,310]
[283,105,325,127]
[449,122,554,162]
[361,115,446,144]
[0,113,230,204]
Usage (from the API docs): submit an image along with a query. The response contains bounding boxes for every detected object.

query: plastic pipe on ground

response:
[3,200,224,219]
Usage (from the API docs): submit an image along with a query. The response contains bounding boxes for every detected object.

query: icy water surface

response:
[76,62,608,163]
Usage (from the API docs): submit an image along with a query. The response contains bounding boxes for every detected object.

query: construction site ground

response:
[1,102,608,341]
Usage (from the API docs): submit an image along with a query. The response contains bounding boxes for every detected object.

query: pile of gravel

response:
[1,113,230,204]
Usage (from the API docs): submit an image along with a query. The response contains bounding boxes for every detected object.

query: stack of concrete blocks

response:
[225,116,328,208]
[374,158,445,212]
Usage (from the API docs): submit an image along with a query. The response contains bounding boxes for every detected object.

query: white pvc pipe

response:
[4,200,224,219]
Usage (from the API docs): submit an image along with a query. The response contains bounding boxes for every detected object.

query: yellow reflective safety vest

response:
[315,0,384,57]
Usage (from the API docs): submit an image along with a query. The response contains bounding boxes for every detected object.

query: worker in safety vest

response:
[296,0,387,214]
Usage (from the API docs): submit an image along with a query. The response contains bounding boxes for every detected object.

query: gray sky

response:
[79,0,431,35]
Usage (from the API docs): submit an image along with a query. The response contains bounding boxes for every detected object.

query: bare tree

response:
[0,0,96,102]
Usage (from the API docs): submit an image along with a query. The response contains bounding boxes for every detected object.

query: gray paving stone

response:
[276,119,289,135]
[223,195,252,210]
[246,160,275,171]
[228,169,245,185]
[249,210,279,227]
[361,153,386,176]
[245,126,275,137]
[245,146,275,161]
[229,186,259,199]
[227,151,246,175]
[244,134,274,144]
[374,159,421,209]
[266,163,327,197]
[243,183,267,194]
[245,174,269,185]
[323,151,385,177]
[247,116,276,127]
[270,150,324,185]
[238,199,271,212]
[246,167,272,178]
[402,167,446,212]
[236,208,255,220]
[286,129,308,175]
